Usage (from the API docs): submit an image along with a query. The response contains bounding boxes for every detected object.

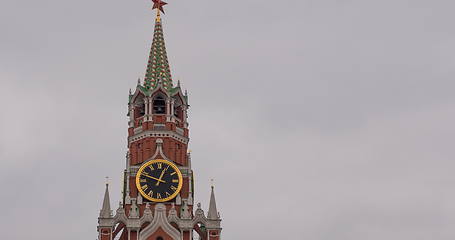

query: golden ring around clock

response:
[135,159,183,202]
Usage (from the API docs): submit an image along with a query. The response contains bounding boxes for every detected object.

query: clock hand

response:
[141,173,166,183]
[156,166,169,186]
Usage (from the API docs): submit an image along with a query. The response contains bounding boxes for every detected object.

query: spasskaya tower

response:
[97,1,222,239]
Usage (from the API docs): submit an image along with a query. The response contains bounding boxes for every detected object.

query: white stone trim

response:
[128,130,189,145]
[139,204,181,240]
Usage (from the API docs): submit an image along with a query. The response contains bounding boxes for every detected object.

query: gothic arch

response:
[131,88,146,105]
[131,92,146,122]
[151,92,167,114]
[139,204,181,240]
[172,95,184,119]
[113,214,128,226]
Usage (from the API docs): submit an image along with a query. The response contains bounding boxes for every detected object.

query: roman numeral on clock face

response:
[141,185,148,190]
[172,179,179,183]
[157,163,162,169]
[156,193,162,199]
[170,186,177,191]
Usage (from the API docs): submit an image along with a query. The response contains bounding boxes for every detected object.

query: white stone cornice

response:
[128,130,189,145]
[98,218,114,228]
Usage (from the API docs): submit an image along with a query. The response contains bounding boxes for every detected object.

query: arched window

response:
[138,103,145,116]
[173,97,183,119]
[153,96,166,114]
[134,96,146,118]
[156,237,164,240]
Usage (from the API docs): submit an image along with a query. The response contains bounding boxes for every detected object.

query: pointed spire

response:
[207,184,220,220]
[99,183,112,218]
[144,17,173,91]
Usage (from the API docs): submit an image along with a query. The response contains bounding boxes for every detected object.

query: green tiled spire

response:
[144,18,173,91]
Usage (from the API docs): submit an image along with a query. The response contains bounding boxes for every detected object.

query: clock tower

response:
[97,2,222,239]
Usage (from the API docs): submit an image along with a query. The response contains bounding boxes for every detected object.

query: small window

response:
[138,103,145,116]
[173,97,183,119]
[134,96,145,118]
[174,105,182,119]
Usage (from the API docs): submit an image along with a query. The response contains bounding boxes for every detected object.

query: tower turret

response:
[205,185,222,240]
[98,183,114,240]
[97,1,222,239]
[99,183,112,218]
[207,185,220,220]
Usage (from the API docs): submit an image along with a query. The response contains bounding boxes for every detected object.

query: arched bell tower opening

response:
[152,94,166,114]
[173,96,183,120]
[132,93,146,127]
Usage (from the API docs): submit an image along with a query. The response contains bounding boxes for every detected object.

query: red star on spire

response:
[152,0,168,14]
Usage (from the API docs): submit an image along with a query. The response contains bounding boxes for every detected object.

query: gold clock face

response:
[135,159,183,202]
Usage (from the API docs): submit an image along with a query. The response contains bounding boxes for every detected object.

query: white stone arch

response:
[131,88,147,104]
[113,213,128,226]
[139,204,181,240]
[192,207,208,226]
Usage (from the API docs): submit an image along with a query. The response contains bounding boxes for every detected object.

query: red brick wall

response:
[130,137,188,166]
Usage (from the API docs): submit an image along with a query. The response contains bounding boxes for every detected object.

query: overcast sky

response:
[1,0,455,239]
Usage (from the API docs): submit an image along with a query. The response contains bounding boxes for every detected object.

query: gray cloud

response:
[1,0,455,239]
